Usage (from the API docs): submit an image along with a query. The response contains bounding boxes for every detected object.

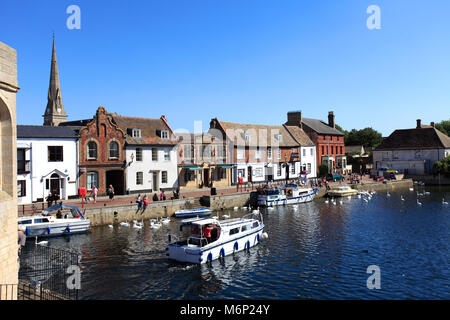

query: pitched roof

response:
[283,125,315,146]
[17,125,77,139]
[345,145,365,154]
[376,127,450,150]
[301,117,344,136]
[112,115,177,146]
[215,120,298,147]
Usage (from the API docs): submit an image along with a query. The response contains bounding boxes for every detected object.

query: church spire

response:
[43,34,67,126]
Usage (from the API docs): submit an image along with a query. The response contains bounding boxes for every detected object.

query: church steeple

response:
[43,34,67,126]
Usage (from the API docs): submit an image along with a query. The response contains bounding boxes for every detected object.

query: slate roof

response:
[283,125,315,146]
[17,125,78,139]
[376,127,450,150]
[215,120,298,147]
[301,117,344,136]
[112,115,178,146]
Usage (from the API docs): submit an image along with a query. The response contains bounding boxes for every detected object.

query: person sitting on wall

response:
[46,193,54,207]
[160,190,166,201]
[153,193,158,201]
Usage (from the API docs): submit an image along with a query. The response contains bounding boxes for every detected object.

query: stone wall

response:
[0,41,19,300]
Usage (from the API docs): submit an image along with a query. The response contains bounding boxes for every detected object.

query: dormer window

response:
[132,128,141,138]
[275,134,283,142]
[161,130,169,139]
[244,134,250,142]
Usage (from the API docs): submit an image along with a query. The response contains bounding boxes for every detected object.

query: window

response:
[34,218,49,224]
[267,147,272,159]
[87,141,97,160]
[132,128,141,138]
[161,171,168,184]
[230,227,240,235]
[322,146,324,155]
[202,145,212,158]
[18,180,26,197]
[237,148,245,160]
[87,172,98,190]
[152,148,158,161]
[241,225,249,232]
[253,168,263,177]
[244,134,250,142]
[48,146,63,162]
[136,148,143,161]
[303,149,306,157]
[307,163,311,173]
[311,148,313,156]
[161,130,169,139]
[340,146,343,155]
[255,149,262,159]
[184,169,195,182]
[277,164,282,176]
[184,145,194,160]
[136,172,143,185]
[252,221,259,228]
[291,163,295,174]
[275,134,283,142]
[164,149,170,161]
[18,220,32,225]
[277,148,281,159]
[109,141,119,159]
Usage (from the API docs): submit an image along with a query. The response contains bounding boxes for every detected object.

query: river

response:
[22,186,449,299]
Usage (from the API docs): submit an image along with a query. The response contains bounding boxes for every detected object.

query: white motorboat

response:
[18,203,90,238]
[257,185,318,207]
[166,212,266,264]
[174,208,213,219]
[327,185,358,197]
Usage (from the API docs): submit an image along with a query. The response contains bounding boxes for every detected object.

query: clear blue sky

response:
[1,0,449,136]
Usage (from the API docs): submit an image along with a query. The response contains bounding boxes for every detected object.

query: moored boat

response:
[18,203,90,238]
[166,212,266,264]
[257,185,318,207]
[327,185,358,197]
[174,208,213,219]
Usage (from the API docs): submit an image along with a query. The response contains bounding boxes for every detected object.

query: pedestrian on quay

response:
[136,194,142,212]
[142,195,149,213]
[91,185,98,204]
[107,185,115,202]
[46,193,53,207]
[160,190,166,201]
[153,193,158,201]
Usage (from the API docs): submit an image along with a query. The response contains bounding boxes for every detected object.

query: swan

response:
[212,215,219,220]
[161,217,170,224]
[409,187,414,191]
[120,221,130,227]
[442,198,448,205]
[150,219,162,229]
[108,224,113,228]
[339,200,343,205]
[386,192,391,197]
[222,214,230,219]
[417,199,422,206]
[35,237,48,246]
[324,199,329,204]
[233,207,239,211]
[347,196,352,200]
[363,198,369,203]
[401,195,405,201]
[133,220,143,229]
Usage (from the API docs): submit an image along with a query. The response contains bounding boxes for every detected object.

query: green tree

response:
[433,156,450,175]
[345,127,383,148]
[435,119,450,136]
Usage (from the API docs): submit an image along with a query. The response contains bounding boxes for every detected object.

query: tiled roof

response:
[376,127,450,150]
[283,125,315,146]
[112,115,177,146]
[302,117,344,136]
[216,120,298,147]
[17,125,77,139]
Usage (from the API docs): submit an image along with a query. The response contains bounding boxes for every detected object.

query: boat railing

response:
[167,233,179,244]
[187,235,208,247]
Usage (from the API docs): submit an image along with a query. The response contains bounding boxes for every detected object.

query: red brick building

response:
[286,111,346,174]
[63,106,127,195]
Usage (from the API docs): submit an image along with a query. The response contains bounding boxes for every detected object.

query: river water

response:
[24,186,449,300]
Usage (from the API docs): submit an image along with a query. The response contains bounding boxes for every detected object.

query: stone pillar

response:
[0,41,19,300]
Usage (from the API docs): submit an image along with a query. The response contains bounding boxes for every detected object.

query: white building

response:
[373,120,450,175]
[111,116,179,194]
[17,125,78,204]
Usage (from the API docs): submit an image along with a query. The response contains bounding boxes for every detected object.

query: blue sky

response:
[1,0,449,136]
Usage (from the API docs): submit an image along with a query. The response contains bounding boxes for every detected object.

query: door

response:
[247,166,252,183]
[106,170,124,195]
[204,169,209,187]
[50,173,60,197]
[152,171,159,191]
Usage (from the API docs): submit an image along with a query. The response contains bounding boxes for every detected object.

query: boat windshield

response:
[266,189,279,196]
[185,221,221,247]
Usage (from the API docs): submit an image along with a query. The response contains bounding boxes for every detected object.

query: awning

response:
[184,166,203,171]
[216,164,233,169]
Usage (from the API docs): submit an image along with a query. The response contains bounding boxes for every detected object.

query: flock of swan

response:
[324,186,449,207]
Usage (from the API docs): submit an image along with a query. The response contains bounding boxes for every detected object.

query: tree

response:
[435,119,450,136]
[433,156,450,176]
[345,127,383,148]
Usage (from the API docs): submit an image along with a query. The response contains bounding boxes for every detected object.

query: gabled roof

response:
[302,117,344,136]
[17,125,77,139]
[112,115,178,146]
[283,125,315,146]
[376,127,450,150]
[345,145,365,154]
[213,120,298,147]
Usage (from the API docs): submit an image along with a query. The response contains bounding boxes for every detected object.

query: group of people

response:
[135,191,169,213]
[45,192,60,207]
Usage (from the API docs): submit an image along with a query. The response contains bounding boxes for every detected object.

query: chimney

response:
[328,111,335,129]
[287,111,302,129]
[430,122,435,128]
[416,119,421,128]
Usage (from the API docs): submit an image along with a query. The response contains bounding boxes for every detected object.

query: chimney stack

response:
[430,122,435,128]
[416,119,422,128]
[287,111,302,129]
[328,111,335,129]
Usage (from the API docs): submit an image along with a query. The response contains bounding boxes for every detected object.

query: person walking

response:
[91,185,98,204]
[107,185,115,202]
[142,195,149,213]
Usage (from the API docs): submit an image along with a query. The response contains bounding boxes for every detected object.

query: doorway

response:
[204,169,209,187]
[152,171,159,192]
[50,173,60,197]
[106,170,124,195]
